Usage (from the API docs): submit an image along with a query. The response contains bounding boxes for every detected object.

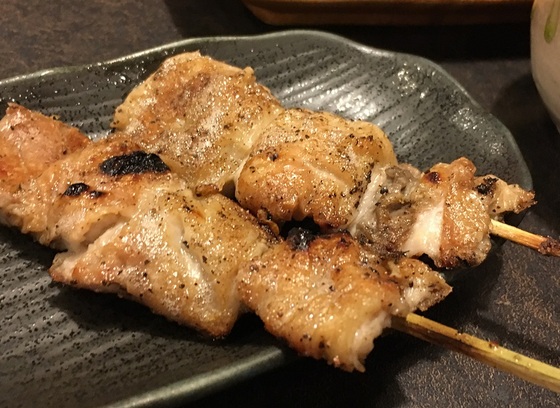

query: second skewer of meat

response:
[111,51,535,268]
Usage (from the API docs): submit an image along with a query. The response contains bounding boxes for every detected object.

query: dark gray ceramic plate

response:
[0,31,531,408]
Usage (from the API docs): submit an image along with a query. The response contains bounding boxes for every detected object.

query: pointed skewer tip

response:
[490,219,560,257]
[393,313,560,393]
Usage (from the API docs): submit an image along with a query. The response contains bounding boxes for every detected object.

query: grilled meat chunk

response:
[111,51,283,193]
[0,107,277,336]
[49,169,276,336]
[350,158,535,268]
[236,108,396,228]
[0,103,89,226]
[238,230,451,371]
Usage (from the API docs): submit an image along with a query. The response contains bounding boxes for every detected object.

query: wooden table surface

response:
[0,1,558,407]
[240,0,533,25]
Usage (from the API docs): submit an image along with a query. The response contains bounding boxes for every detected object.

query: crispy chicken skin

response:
[111,52,398,227]
[236,108,397,228]
[1,108,277,336]
[238,230,451,371]
[111,51,283,193]
[0,104,89,226]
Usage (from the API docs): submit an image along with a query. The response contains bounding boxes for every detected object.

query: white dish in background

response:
[532,0,560,131]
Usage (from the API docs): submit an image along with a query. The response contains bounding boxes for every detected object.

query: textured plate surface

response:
[0,30,531,408]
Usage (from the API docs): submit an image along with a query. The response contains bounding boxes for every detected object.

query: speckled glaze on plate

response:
[0,31,531,408]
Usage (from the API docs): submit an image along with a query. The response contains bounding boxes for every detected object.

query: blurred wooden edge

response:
[241,0,532,25]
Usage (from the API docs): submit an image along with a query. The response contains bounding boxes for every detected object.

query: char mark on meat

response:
[99,151,170,176]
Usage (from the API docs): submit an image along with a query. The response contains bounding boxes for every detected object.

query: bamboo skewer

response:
[490,220,560,257]
[392,313,560,393]
[390,220,560,391]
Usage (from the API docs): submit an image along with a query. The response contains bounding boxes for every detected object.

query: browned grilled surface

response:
[238,231,450,371]
[0,107,277,337]
[49,173,277,336]
[0,102,451,349]
[111,51,283,192]
[0,56,531,368]
[0,104,89,227]
[111,52,398,228]
[236,108,397,228]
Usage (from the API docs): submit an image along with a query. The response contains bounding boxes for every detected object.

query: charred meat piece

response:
[111,51,283,194]
[236,108,396,228]
[238,231,451,371]
[350,158,535,268]
[11,138,171,250]
[0,108,277,336]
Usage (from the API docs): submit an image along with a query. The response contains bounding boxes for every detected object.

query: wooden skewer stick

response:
[392,313,560,393]
[490,219,560,257]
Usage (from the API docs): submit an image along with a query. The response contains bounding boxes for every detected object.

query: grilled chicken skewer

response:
[2,106,558,387]
[0,104,276,336]
[2,51,557,387]
[0,103,451,369]
[111,51,543,269]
